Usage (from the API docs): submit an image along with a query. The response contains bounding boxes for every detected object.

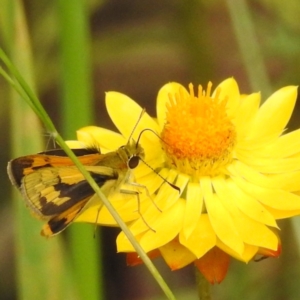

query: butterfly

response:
[7,139,147,237]
[7,109,152,237]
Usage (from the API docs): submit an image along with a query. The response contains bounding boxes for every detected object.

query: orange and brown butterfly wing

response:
[8,148,103,185]
[41,196,90,236]
[8,149,118,236]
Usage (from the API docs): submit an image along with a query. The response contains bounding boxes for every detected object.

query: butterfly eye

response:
[128,155,140,169]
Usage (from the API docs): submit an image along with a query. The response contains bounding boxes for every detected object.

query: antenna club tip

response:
[170,183,181,194]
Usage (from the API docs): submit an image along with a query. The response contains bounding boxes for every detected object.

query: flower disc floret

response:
[161,82,236,177]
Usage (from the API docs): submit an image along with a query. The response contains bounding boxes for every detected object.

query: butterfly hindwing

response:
[41,196,91,236]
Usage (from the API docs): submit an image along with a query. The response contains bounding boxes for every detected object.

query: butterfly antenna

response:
[136,128,180,193]
[139,157,180,193]
[136,128,167,148]
[127,108,146,144]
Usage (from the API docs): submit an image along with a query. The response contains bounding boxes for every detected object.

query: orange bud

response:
[194,247,230,284]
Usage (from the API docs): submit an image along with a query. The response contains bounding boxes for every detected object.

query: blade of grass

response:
[226,0,272,98]
[55,0,103,299]
[1,1,76,299]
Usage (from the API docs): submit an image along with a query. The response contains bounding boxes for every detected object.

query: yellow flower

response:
[73,78,300,283]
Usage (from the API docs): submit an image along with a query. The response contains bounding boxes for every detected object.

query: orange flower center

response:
[161,82,236,177]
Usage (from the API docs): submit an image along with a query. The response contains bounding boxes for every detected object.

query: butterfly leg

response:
[125,181,161,212]
[120,187,156,232]
[122,167,161,212]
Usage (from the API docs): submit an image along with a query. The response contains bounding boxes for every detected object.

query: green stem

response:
[196,268,211,300]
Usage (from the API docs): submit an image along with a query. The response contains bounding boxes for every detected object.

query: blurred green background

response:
[1,0,300,299]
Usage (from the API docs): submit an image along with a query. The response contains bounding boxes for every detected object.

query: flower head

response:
[161,82,236,177]
[73,78,300,283]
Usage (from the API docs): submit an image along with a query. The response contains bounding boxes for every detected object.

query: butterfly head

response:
[119,139,145,170]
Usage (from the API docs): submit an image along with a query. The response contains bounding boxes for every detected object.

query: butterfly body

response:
[8,141,145,236]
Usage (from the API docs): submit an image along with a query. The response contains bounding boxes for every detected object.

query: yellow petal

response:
[123,170,180,236]
[236,148,300,173]
[154,170,188,211]
[223,168,277,227]
[236,134,274,151]
[159,240,196,270]
[77,126,126,152]
[156,82,189,130]
[117,197,183,253]
[214,78,240,119]
[201,177,244,255]
[232,211,277,249]
[65,140,87,149]
[125,208,160,237]
[76,193,139,225]
[263,206,300,219]
[231,161,300,193]
[237,129,300,163]
[269,171,300,193]
[229,160,275,187]
[135,156,166,177]
[213,179,278,249]
[180,214,216,258]
[138,199,185,252]
[105,91,160,142]
[230,161,294,190]
[117,232,143,252]
[127,191,168,237]
[247,86,298,140]
[182,182,203,239]
[254,128,300,158]
[135,170,165,195]
[217,239,258,263]
[142,138,165,162]
[234,92,260,135]
[116,194,161,241]
[233,175,300,211]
